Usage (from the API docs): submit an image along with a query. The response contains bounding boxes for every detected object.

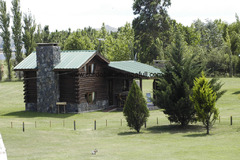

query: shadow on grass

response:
[232,91,240,95]
[147,124,204,134]
[3,111,74,118]
[183,133,209,137]
[118,131,143,136]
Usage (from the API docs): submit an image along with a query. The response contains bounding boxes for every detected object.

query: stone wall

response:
[36,44,60,113]
[66,100,109,113]
[26,103,37,111]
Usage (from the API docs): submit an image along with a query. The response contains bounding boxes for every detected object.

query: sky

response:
[5,0,240,32]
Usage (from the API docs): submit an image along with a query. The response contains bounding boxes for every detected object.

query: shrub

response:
[123,80,149,133]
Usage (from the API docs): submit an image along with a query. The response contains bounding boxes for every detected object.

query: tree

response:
[208,78,226,101]
[190,72,219,134]
[42,25,50,43]
[22,12,36,56]
[11,0,22,79]
[123,80,149,133]
[0,62,3,81]
[193,19,224,51]
[104,23,135,61]
[34,24,43,43]
[0,0,12,80]
[64,31,95,50]
[132,0,171,63]
[48,29,70,49]
[153,30,203,126]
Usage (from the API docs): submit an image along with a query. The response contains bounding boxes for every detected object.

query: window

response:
[85,92,96,103]
[86,63,95,74]
[122,79,129,91]
[88,65,91,73]
[91,64,95,73]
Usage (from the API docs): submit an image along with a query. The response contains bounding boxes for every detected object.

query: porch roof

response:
[109,61,162,78]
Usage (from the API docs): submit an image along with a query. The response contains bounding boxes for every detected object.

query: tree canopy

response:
[153,30,203,126]
[190,72,219,134]
[133,0,171,63]
[0,0,12,80]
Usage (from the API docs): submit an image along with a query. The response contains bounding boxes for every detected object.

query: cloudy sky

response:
[5,0,240,31]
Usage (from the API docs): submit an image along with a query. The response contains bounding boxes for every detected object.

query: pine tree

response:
[154,30,202,126]
[190,72,219,134]
[123,80,149,133]
[11,0,22,79]
[0,0,12,80]
[208,78,226,101]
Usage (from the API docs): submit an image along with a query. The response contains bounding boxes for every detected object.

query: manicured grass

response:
[0,78,240,160]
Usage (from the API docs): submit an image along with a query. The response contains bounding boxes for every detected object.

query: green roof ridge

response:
[62,50,96,53]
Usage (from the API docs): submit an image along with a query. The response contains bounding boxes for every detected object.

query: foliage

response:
[0,0,12,80]
[34,24,43,43]
[204,47,228,76]
[49,29,70,49]
[208,78,226,101]
[154,30,203,126]
[42,25,50,43]
[132,0,171,63]
[22,12,36,56]
[64,31,95,50]
[11,0,22,79]
[123,80,149,133]
[193,19,224,50]
[190,72,219,134]
[104,23,134,61]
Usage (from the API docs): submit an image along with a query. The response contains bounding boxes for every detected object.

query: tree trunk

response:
[206,120,209,134]
[7,60,11,80]
[17,71,22,80]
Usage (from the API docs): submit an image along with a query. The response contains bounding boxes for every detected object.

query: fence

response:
[5,115,240,132]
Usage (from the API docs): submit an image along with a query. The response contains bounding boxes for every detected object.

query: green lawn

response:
[0,78,240,160]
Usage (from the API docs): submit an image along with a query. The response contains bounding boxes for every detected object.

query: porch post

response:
[139,78,142,91]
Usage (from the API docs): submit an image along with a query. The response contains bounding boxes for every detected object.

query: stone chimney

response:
[36,43,60,113]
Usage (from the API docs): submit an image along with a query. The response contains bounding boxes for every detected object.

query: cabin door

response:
[108,79,113,105]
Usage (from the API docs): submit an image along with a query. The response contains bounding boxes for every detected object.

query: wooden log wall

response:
[23,71,37,103]
[59,71,79,103]
[78,56,108,103]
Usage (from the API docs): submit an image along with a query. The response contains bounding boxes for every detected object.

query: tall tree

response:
[104,23,135,61]
[0,0,12,80]
[34,24,43,43]
[22,12,36,56]
[132,0,171,63]
[225,28,233,77]
[190,72,219,134]
[42,25,50,43]
[11,0,22,79]
[123,80,149,133]
[153,30,203,126]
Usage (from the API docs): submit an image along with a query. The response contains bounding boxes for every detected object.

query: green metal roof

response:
[14,50,97,70]
[109,61,162,78]
[14,50,162,78]
[14,51,37,70]
[54,50,96,70]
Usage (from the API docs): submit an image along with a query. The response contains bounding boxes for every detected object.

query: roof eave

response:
[54,68,79,71]
[77,52,110,71]
[14,68,37,71]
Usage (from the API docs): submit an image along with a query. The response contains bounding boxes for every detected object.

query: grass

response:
[0,78,240,160]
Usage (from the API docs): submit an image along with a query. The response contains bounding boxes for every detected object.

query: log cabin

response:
[14,43,161,113]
